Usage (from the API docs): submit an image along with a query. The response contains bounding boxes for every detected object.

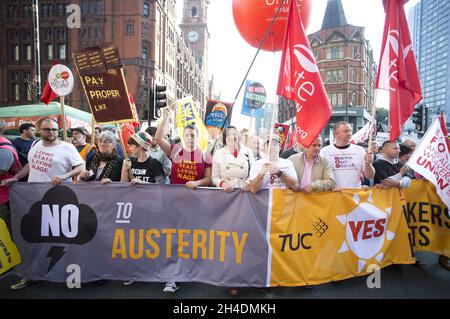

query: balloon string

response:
[211,0,287,153]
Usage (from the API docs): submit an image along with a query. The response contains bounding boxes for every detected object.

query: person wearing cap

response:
[78,130,122,183]
[212,126,254,193]
[121,132,166,184]
[248,135,298,194]
[71,127,97,168]
[288,136,335,193]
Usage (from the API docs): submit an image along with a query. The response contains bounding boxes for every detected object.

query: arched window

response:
[192,7,197,17]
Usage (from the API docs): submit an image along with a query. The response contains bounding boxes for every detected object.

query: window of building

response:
[353,46,360,58]
[22,5,32,19]
[25,45,32,61]
[352,69,358,82]
[192,7,198,17]
[7,5,17,19]
[328,93,343,106]
[56,3,64,17]
[326,70,343,83]
[142,47,148,60]
[143,2,150,17]
[41,4,52,17]
[126,23,135,35]
[351,92,357,105]
[13,83,20,101]
[12,45,19,61]
[58,44,66,60]
[326,46,343,60]
[96,0,103,15]
[46,44,53,60]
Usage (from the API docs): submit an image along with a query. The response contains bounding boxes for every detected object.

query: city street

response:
[1,252,448,299]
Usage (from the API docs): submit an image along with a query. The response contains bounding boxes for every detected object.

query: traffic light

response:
[412,104,424,132]
[153,84,167,120]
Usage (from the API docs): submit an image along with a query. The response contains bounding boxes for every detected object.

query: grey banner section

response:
[10,183,269,287]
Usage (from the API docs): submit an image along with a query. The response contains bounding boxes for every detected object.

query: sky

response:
[176,0,420,129]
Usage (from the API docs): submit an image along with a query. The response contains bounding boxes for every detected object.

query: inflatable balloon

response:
[232,0,312,51]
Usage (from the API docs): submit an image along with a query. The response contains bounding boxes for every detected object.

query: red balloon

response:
[232,0,312,52]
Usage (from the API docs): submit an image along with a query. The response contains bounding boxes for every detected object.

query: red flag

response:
[276,0,331,148]
[40,60,59,105]
[376,0,422,141]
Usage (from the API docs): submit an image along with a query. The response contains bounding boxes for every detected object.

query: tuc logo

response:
[336,192,395,273]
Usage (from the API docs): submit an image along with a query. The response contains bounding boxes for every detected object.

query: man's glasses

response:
[40,128,59,133]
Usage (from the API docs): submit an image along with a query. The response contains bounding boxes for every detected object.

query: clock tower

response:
[180,0,209,76]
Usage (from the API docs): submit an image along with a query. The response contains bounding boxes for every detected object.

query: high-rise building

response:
[408,0,450,127]
[278,0,376,139]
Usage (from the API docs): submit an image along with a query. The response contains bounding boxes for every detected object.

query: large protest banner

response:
[10,184,269,286]
[72,45,135,124]
[9,184,423,286]
[268,189,414,286]
[403,180,450,257]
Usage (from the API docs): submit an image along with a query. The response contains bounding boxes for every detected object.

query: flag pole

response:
[367,89,379,151]
[60,96,67,142]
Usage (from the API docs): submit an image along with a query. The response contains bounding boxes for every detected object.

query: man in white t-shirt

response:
[249,135,298,193]
[320,121,375,189]
[1,117,85,290]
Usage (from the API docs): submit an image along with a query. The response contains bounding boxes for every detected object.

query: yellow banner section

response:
[176,96,208,152]
[269,188,415,286]
[404,180,450,257]
[0,219,21,275]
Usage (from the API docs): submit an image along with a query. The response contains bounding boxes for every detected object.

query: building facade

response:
[0,0,208,122]
[409,0,450,127]
[0,0,72,107]
[278,0,376,140]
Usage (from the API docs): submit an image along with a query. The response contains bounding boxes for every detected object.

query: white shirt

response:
[249,157,297,190]
[320,143,365,189]
[27,141,84,183]
[212,145,254,188]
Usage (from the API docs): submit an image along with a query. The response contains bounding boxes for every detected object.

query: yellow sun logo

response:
[336,192,396,273]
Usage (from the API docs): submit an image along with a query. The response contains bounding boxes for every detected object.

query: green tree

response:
[375,108,389,124]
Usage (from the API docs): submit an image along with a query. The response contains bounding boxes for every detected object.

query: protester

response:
[281,141,304,159]
[320,121,375,189]
[154,108,212,293]
[247,135,267,161]
[12,123,36,166]
[249,135,297,193]
[102,127,125,158]
[145,126,172,184]
[212,126,253,194]
[372,141,411,189]
[121,132,165,184]
[1,117,85,290]
[71,127,97,168]
[0,121,22,229]
[403,138,417,153]
[395,144,415,179]
[288,136,335,193]
[78,131,123,183]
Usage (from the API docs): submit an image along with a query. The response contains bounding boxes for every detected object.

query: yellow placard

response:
[0,219,21,275]
[176,96,208,152]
